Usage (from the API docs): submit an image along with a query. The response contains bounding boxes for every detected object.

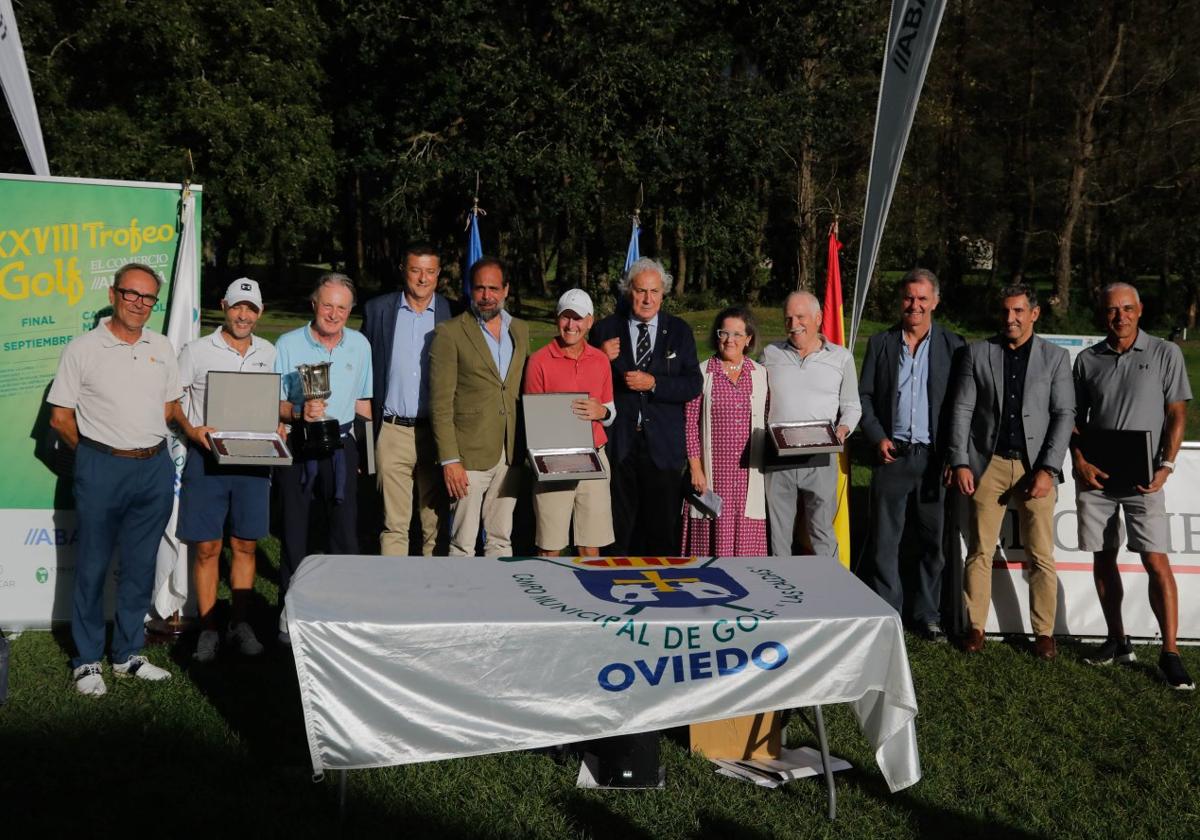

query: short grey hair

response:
[1101,282,1140,304]
[784,290,821,318]
[114,262,163,290]
[310,272,357,306]
[619,257,673,296]
[900,267,939,297]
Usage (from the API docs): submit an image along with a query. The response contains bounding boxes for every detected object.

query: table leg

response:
[812,705,836,821]
[338,769,348,824]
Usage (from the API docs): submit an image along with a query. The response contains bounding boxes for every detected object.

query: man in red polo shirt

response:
[524,289,616,555]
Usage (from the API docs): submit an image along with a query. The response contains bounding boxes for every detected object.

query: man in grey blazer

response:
[947,283,1074,659]
[859,269,965,640]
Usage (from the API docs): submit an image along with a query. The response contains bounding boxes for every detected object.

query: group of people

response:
[48,251,1193,696]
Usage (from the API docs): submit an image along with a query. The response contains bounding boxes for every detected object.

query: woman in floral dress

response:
[680,306,769,556]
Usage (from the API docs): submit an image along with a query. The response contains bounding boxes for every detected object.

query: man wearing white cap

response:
[524,289,617,555]
[172,278,277,662]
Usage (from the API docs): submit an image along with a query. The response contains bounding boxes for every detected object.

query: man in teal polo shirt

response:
[274,273,372,643]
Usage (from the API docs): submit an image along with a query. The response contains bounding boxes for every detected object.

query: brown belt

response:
[79,436,167,459]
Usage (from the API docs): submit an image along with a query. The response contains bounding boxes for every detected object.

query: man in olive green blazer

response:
[429,258,529,555]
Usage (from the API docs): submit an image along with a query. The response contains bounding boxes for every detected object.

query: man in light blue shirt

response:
[362,243,454,556]
[859,269,964,640]
[274,273,372,640]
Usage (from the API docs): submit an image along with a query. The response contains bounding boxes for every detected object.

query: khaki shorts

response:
[532,449,615,551]
[1077,487,1170,553]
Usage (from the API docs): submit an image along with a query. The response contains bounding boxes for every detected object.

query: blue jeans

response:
[71,444,175,667]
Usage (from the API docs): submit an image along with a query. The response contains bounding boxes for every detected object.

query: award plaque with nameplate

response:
[204,371,293,466]
[524,392,606,482]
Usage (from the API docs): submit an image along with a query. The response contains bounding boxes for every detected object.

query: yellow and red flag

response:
[822,221,852,569]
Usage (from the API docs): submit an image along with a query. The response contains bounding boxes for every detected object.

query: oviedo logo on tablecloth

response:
[507,557,805,694]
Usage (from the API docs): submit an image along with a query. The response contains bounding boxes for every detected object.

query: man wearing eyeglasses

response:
[48,263,182,696]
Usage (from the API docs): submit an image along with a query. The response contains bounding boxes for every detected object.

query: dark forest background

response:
[3,0,1199,329]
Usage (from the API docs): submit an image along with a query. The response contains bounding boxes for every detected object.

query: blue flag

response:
[623,217,641,274]
[464,210,483,298]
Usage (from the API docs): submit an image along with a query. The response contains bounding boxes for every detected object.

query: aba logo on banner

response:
[574,568,748,608]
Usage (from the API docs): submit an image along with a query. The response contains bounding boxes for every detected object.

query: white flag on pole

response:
[848,0,946,347]
[152,189,200,619]
[0,0,49,175]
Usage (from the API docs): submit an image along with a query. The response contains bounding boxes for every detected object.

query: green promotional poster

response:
[0,174,200,509]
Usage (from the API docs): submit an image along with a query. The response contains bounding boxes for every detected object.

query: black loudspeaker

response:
[584,732,660,787]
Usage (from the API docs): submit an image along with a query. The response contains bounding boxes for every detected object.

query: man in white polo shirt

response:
[761,291,860,558]
[173,278,277,662]
[48,263,181,696]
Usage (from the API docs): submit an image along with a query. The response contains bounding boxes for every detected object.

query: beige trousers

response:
[964,455,1058,636]
[376,422,444,556]
[448,455,522,556]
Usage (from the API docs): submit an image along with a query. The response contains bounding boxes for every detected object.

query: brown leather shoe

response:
[1035,635,1057,661]
[961,628,985,654]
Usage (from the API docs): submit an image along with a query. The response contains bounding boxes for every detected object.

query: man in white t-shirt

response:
[173,278,279,663]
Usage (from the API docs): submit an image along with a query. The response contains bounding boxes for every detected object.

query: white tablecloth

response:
[287,555,921,792]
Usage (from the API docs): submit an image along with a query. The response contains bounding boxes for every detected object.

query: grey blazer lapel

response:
[987,339,1004,418]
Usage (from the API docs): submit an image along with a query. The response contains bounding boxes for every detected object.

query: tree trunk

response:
[535,215,551,296]
[1053,20,1125,319]
[353,173,365,282]
[672,223,687,297]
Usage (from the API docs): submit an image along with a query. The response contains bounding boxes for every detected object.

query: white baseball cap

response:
[556,288,594,318]
[224,277,263,310]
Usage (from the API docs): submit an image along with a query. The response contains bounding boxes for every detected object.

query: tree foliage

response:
[2,0,1199,323]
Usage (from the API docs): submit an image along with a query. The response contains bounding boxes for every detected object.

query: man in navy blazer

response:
[361,242,455,555]
[859,269,965,639]
[590,257,702,555]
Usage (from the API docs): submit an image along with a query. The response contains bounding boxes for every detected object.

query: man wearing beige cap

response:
[524,289,616,555]
[172,278,277,662]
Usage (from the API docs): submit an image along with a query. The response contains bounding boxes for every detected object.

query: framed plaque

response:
[524,392,606,482]
[204,371,293,467]
[769,420,843,456]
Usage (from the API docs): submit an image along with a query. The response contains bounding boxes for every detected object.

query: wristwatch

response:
[1160,460,1175,473]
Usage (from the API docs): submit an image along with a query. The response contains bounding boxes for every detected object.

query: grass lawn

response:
[4,555,1198,838]
[4,294,1198,837]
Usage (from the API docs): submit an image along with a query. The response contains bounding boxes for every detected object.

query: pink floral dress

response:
[680,356,768,556]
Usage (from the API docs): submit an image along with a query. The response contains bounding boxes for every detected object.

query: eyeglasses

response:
[716,329,748,341]
[113,287,159,306]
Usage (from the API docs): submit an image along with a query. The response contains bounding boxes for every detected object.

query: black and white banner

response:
[849,0,946,346]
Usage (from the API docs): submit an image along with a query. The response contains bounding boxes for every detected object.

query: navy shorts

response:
[177,446,271,542]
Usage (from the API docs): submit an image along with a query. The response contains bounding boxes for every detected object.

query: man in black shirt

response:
[946,284,1075,659]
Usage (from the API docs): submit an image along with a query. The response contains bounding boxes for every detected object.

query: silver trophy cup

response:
[295,361,339,456]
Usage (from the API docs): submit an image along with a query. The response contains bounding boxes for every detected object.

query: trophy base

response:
[301,418,342,458]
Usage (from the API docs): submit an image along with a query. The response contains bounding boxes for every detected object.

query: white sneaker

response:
[73,662,107,696]
[112,655,172,682]
[227,622,264,656]
[193,630,220,663]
